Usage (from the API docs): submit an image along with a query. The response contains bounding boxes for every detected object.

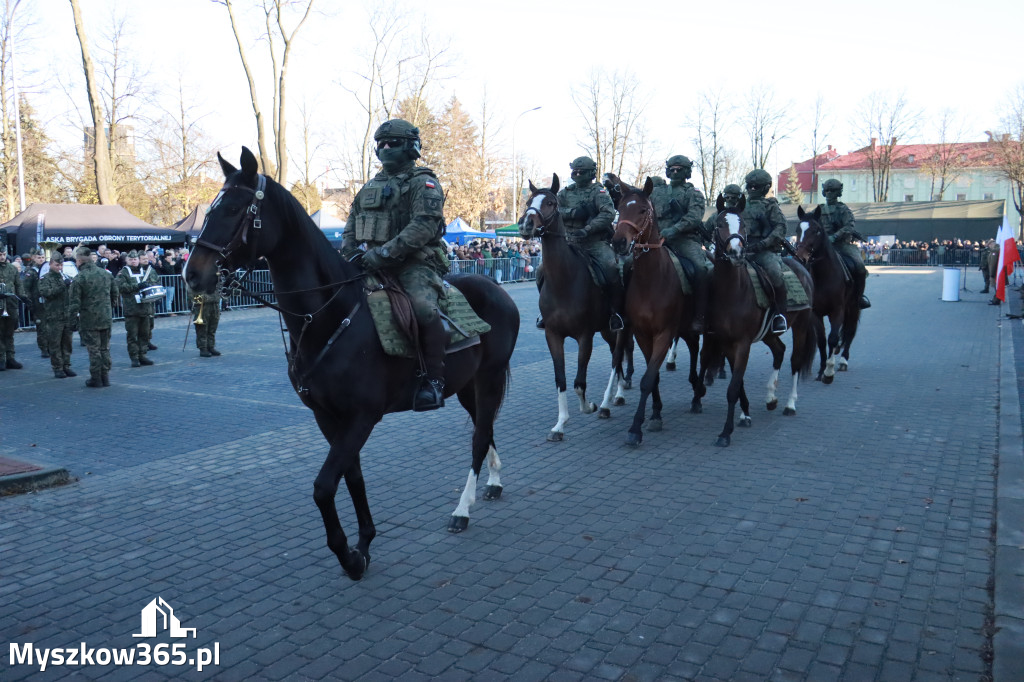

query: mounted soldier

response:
[740,169,789,334]
[819,178,871,309]
[342,118,450,411]
[651,154,709,332]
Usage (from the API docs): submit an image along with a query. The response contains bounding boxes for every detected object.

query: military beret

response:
[28,247,40,256]
[50,253,62,264]
[20,253,30,261]
[74,246,92,259]
[126,250,140,259]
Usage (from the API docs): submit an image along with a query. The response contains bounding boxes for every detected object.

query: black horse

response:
[185,148,520,581]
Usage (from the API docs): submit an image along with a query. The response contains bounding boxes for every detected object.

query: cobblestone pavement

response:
[0,267,1019,681]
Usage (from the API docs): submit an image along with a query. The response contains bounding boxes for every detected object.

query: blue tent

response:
[310,210,346,247]
[443,217,494,245]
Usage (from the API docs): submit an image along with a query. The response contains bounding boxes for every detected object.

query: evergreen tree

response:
[0,96,62,218]
[784,165,804,205]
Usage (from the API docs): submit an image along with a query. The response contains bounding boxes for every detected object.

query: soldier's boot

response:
[101,372,110,387]
[41,350,49,358]
[606,276,626,332]
[855,272,871,309]
[209,348,222,356]
[771,284,788,335]
[6,358,22,370]
[980,284,990,294]
[86,373,102,388]
[64,367,77,377]
[147,342,158,351]
[413,318,447,412]
[54,370,67,379]
[131,357,141,368]
[139,355,154,366]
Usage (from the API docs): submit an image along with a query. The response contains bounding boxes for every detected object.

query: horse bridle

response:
[713,211,747,264]
[617,200,662,254]
[522,191,563,238]
[194,174,267,265]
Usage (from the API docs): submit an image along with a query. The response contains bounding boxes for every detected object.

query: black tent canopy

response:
[0,203,187,255]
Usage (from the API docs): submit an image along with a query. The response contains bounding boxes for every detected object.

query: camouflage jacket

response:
[741,197,787,256]
[39,270,71,323]
[651,182,707,244]
[20,265,40,311]
[0,261,23,317]
[116,265,159,317]
[68,260,117,330]
[556,182,615,242]
[343,164,447,271]
[819,201,857,245]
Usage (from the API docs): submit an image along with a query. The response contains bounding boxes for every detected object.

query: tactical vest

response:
[352,168,442,245]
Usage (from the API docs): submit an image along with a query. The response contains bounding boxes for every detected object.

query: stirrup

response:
[413,378,445,412]
[859,295,871,309]
[608,313,625,332]
[771,314,788,334]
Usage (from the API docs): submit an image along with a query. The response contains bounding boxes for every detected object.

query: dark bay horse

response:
[608,175,706,447]
[702,196,817,446]
[185,148,520,581]
[519,174,627,442]
[794,205,861,383]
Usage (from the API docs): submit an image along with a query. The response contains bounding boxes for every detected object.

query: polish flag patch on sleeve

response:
[425,180,436,189]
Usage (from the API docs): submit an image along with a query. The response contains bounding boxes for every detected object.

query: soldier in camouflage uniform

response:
[0,244,24,370]
[741,169,789,334]
[116,250,158,367]
[819,179,871,309]
[68,246,118,387]
[38,253,77,378]
[652,155,710,332]
[20,249,48,358]
[553,156,623,331]
[189,284,222,357]
[342,118,450,411]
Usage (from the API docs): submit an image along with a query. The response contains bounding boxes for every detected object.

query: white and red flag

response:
[995,216,1022,302]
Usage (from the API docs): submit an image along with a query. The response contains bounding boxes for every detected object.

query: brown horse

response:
[519,174,627,441]
[608,175,706,447]
[702,196,817,446]
[794,205,862,383]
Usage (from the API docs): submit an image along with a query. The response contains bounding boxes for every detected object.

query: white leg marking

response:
[615,377,626,401]
[576,385,595,414]
[485,445,502,489]
[599,368,618,410]
[837,356,848,370]
[553,389,570,433]
[666,339,678,364]
[787,373,799,411]
[825,354,836,378]
[766,369,779,404]
[452,469,477,518]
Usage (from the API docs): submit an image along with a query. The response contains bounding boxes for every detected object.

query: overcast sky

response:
[18,0,1024,192]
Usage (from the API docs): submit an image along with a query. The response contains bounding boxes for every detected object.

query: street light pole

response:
[8,0,26,212]
[511,106,541,221]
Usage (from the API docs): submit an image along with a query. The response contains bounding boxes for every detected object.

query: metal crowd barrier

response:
[447,256,541,283]
[864,248,987,267]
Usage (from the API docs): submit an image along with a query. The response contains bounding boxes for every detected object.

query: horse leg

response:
[545,331,570,441]
[649,373,663,432]
[685,333,706,413]
[784,370,800,416]
[763,334,786,411]
[665,337,678,371]
[312,415,378,581]
[627,333,670,446]
[573,334,597,415]
[737,378,752,427]
[450,378,505,533]
[814,315,827,381]
[717,348,750,446]
[598,331,627,418]
[623,334,635,389]
[598,368,620,418]
[822,313,842,384]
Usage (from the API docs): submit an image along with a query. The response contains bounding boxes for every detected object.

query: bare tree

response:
[806,94,832,204]
[741,84,792,170]
[69,0,115,204]
[288,98,324,213]
[992,84,1024,235]
[687,88,736,201]
[572,67,650,179]
[919,108,968,200]
[853,89,920,202]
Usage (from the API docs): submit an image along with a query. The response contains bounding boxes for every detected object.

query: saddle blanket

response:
[366,277,491,358]
[665,249,695,296]
[748,263,811,311]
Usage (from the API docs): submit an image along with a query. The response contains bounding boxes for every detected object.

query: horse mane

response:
[260,174,349,277]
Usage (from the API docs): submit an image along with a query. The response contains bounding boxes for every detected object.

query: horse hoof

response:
[649,419,663,432]
[625,432,642,447]
[766,399,778,411]
[717,368,727,379]
[613,397,626,406]
[838,364,848,372]
[738,417,752,427]
[666,362,676,371]
[448,516,469,533]
[547,431,564,442]
[623,379,632,390]
[783,407,796,416]
[483,485,503,500]
[342,549,368,581]
[690,401,703,414]
[704,376,716,387]
[822,375,834,385]
[582,402,597,414]
[815,375,823,382]
[715,436,731,447]
[598,407,611,419]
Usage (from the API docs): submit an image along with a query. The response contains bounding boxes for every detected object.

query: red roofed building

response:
[814,138,1020,233]
[775,146,840,205]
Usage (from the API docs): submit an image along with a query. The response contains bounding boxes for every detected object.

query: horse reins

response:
[618,203,663,255]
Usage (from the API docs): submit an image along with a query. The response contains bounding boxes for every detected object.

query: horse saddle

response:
[745,261,811,311]
[664,246,696,296]
[365,274,491,359]
[835,251,855,283]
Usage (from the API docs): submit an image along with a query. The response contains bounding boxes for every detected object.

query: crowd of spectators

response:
[446,238,542,282]
[855,238,1024,266]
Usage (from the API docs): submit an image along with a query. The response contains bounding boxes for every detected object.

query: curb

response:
[0,466,73,496]
[994,297,1024,682]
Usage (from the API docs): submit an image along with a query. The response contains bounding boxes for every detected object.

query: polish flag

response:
[995,216,1022,302]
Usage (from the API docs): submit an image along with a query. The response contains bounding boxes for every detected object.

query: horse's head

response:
[795,205,825,262]
[602,172,624,209]
[713,192,747,261]
[185,147,276,294]
[518,173,562,239]
[610,175,658,257]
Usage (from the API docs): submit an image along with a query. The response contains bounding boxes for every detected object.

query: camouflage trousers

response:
[0,315,17,361]
[124,315,154,360]
[577,240,622,289]
[749,251,786,295]
[35,313,47,353]
[80,328,112,378]
[835,242,867,280]
[45,323,73,372]
[667,238,712,286]
[396,263,444,325]
[193,304,220,351]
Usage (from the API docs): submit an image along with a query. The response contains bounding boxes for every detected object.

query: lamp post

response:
[8,0,25,212]
[511,106,541,221]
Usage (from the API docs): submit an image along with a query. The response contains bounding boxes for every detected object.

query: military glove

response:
[570,205,591,222]
[567,228,586,241]
[361,247,388,272]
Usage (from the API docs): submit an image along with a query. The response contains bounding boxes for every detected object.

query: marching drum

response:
[136,284,167,304]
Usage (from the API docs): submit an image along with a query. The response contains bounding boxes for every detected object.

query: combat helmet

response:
[666,155,693,168]
[373,119,421,160]
[569,156,597,171]
[822,178,843,192]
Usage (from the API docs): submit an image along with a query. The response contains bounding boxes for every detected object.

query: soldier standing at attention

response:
[39,254,77,378]
[20,249,48,358]
[0,244,24,370]
[190,285,222,358]
[116,250,158,367]
[740,169,789,334]
[652,155,709,332]
[554,156,623,331]
[342,118,450,412]
[820,178,871,309]
[68,246,118,387]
